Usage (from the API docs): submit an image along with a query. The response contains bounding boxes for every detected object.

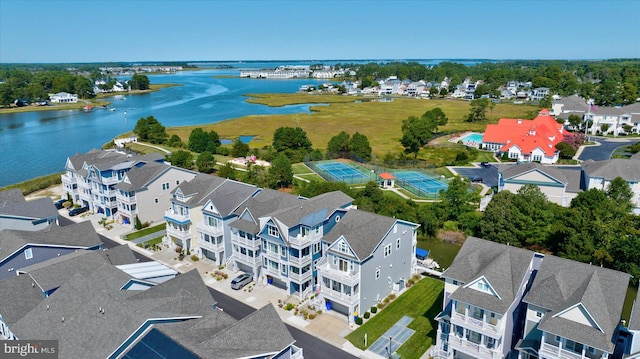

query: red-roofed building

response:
[378,172,395,188]
[482,109,563,164]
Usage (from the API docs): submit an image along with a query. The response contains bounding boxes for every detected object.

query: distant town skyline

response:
[1,0,639,63]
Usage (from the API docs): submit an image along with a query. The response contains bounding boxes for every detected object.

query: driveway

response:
[450,164,499,188]
[578,137,638,161]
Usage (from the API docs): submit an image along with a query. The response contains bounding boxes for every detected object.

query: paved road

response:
[58,217,355,359]
[451,165,499,188]
[579,137,638,161]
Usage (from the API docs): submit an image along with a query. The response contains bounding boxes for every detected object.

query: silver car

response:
[230,273,252,290]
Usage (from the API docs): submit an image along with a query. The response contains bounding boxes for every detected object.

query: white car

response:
[230,273,252,290]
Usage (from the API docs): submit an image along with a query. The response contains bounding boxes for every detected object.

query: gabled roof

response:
[499,162,568,185]
[230,189,302,234]
[201,180,258,218]
[523,255,629,352]
[0,188,26,206]
[115,161,170,191]
[0,221,101,262]
[0,197,58,222]
[267,191,353,228]
[171,174,226,208]
[553,94,589,113]
[0,273,46,326]
[322,209,397,261]
[100,244,138,266]
[582,158,640,181]
[443,237,535,314]
[483,112,563,157]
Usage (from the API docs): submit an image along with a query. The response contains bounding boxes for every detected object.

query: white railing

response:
[166,226,191,239]
[231,233,260,249]
[164,209,190,223]
[289,270,312,283]
[319,287,360,304]
[116,193,136,204]
[540,342,583,359]
[289,254,312,266]
[448,335,497,359]
[200,239,224,252]
[195,222,223,237]
[288,234,315,248]
[452,312,499,335]
[233,252,261,267]
[317,262,360,286]
[62,174,76,184]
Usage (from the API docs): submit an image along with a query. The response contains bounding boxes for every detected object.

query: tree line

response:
[345,59,640,106]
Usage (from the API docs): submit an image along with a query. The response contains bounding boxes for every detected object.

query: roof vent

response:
[61,317,64,323]
[46,305,49,310]
[32,282,35,287]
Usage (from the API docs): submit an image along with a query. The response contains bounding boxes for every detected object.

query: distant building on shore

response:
[48,92,78,103]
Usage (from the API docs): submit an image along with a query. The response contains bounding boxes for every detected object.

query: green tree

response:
[440,176,478,221]
[439,87,448,98]
[555,142,576,159]
[538,95,552,109]
[272,126,312,152]
[130,74,150,90]
[567,114,582,129]
[167,150,193,169]
[166,134,185,148]
[400,115,436,157]
[217,162,237,179]
[327,131,350,158]
[231,138,250,158]
[429,107,448,134]
[0,83,12,106]
[350,132,372,161]
[466,98,489,122]
[196,151,216,173]
[606,177,633,213]
[188,128,220,153]
[268,153,293,188]
[133,116,168,144]
[74,76,94,98]
[477,191,523,245]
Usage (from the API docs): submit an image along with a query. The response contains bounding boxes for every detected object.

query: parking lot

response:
[578,137,638,161]
[451,164,499,188]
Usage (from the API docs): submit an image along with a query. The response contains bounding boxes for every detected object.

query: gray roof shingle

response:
[323,209,397,260]
[172,174,227,208]
[523,255,629,352]
[202,180,258,217]
[582,158,640,181]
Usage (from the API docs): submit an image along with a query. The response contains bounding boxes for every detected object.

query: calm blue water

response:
[0,69,329,187]
[461,132,484,143]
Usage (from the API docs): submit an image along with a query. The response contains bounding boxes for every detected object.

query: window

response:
[315,226,320,235]
[25,248,33,260]
[338,259,348,272]
[335,215,341,222]
[176,180,180,185]
[162,182,170,191]
[269,243,278,254]
[313,242,321,254]
[486,337,495,349]
[452,280,459,286]
[396,238,401,249]
[301,226,310,237]
[384,244,392,257]
[536,311,542,318]
[207,216,219,227]
[268,225,279,237]
[154,198,159,204]
[375,268,380,280]
[339,241,348,253]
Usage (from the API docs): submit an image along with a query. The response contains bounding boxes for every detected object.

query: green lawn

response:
[124,224,166,241]
[137,236,164,248]
[295,173,326,182]
[475,150,497,162]
[346,277,444,359]
[292,162,314,175]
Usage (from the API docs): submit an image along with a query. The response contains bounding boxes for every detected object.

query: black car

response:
[69,207,89,216]
[480,162,491,167]
[469,175,483,183]
[54,199,67,209]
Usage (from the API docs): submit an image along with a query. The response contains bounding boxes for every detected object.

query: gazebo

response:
[378,172,395,188]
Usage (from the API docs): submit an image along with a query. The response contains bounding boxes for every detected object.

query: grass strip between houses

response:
[346,276,444,359]
[124,224,166,241]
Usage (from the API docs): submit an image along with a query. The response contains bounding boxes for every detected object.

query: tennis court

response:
[313,161,371,184]
[368,316,415,358]
[393,170,448,197]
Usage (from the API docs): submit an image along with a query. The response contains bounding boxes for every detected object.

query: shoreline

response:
[0,83,180,115]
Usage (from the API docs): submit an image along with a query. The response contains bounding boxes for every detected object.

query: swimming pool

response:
[460,133,483,143]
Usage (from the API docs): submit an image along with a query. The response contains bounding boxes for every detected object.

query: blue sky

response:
[1,0,638,63]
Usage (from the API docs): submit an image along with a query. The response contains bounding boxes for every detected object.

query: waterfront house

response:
[530,87,550,101]
[48,92,78,103]
[115,161,198,227]
[317,209,418,323]
[0,221,102,282]
[0,189,58,232]
[483,110,563,164]
[62,149,166,217]
[515,255,629,359]
[433,237,538,359]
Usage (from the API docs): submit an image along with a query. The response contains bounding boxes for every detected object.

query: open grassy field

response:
[346,277,444,359]
[166,93,538,158]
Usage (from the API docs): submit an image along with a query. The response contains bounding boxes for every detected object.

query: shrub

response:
[363,312,370,319]
[371,306,377,313]
[190,255,199,261]
[355,317,363,325]
[308,313,316,320]
[388,293,397,300]
[283,303,295,311]
[377,302,385,309]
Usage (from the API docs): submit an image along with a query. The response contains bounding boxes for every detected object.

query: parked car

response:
[230,273,252,290]
[54,199,67,209]
[468,175,483,183]
[69,206,89,216]
[480,162,491,167]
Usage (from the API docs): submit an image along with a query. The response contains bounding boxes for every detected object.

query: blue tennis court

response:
[368,316,415,357]
[393,170,448,195]
[314,161,370,183]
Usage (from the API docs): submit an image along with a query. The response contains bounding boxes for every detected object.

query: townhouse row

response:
[433,236,632,359]
[61,149,419,323]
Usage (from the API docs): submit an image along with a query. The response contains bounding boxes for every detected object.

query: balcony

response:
[319,286,360,304]
[232,253,261,267]
[289,254,312,266]
[448,334,498,359]
[452,311,499,335]
[289,270,312,283]
[316,261,360,286]
[231,232,260,250]
[116,192,136,204]
[288,233,315,248]
[196,222,223,237]
[165,209,190,224]
[200,238,224,252]
[166,225,191,240]
[539,342,588,359]
[62,173,77,185]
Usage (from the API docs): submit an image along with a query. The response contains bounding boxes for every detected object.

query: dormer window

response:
[301,226,310,237]
[338,241,348,253]
[268,225,279,237]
